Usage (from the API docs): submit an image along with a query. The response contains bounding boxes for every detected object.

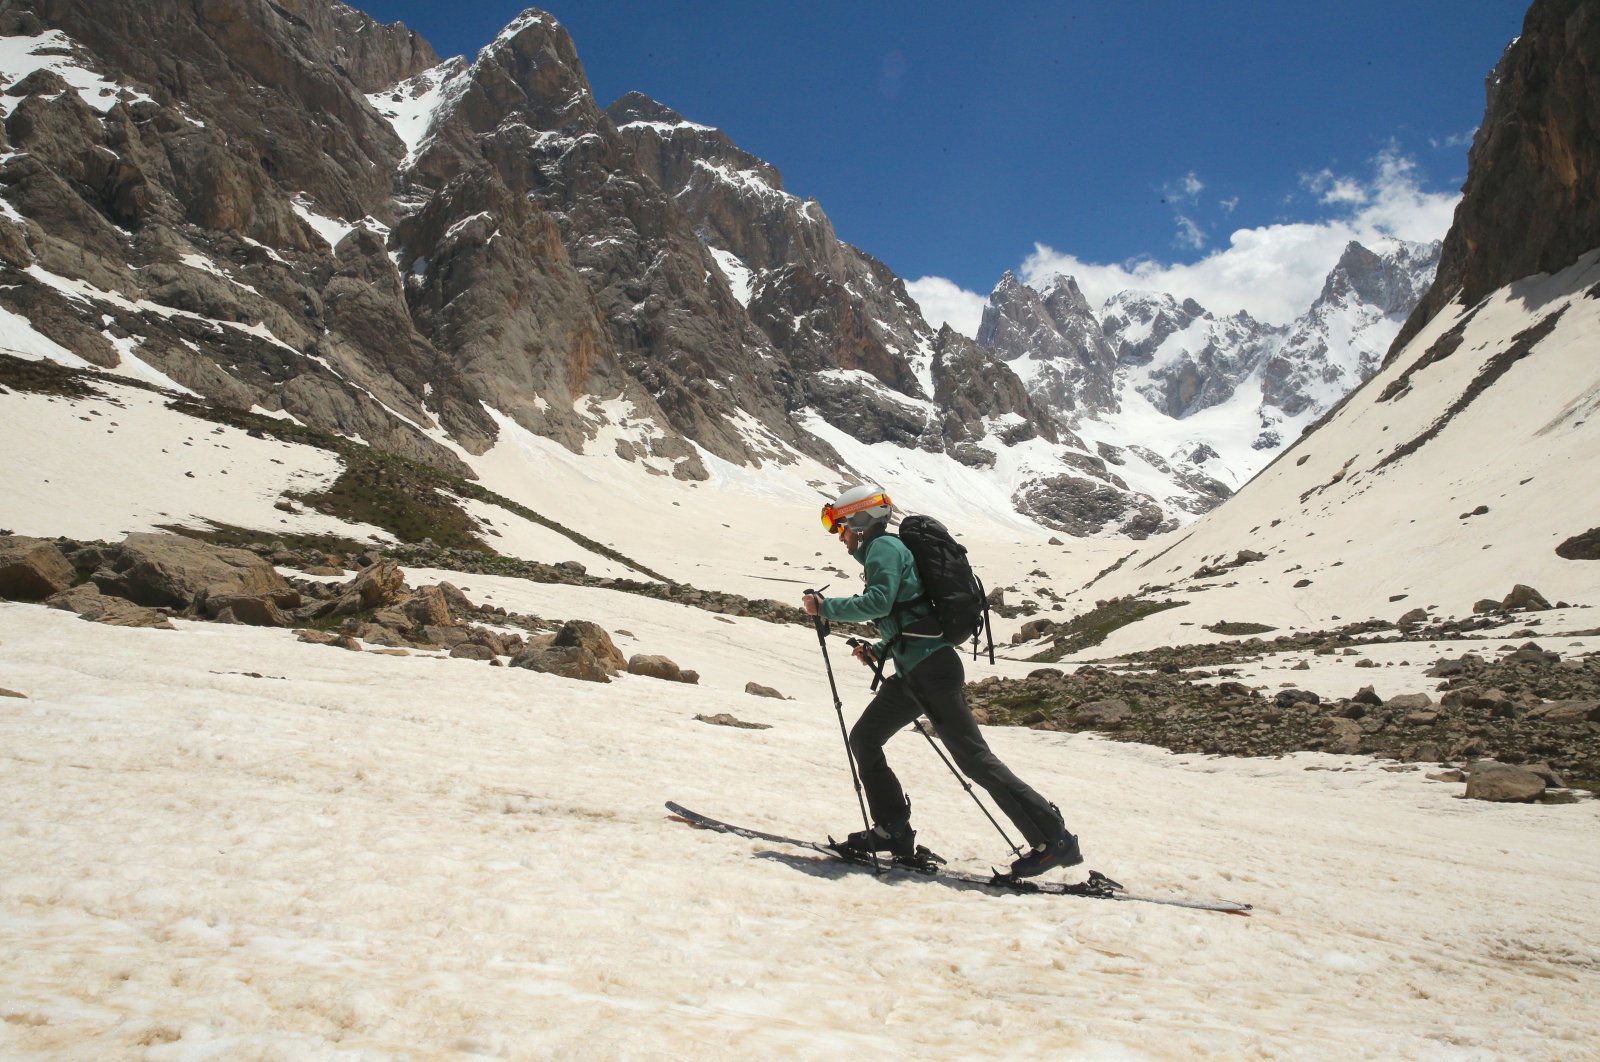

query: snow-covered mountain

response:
[0,0,1229,539]
[4,4,1599,1055]
[976,237,1442,517]
[0,0,1454,542]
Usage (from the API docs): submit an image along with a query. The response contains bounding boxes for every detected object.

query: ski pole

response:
[806,589,881,874]
[849,638,1025,858]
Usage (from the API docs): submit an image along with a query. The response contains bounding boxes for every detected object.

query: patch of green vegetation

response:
[1026,597,1187,662]
[1564,774,1600,797]
[154,522,372,557]
[0,351,109,399]
[290,457,488,552]
[1204,620,1279,636]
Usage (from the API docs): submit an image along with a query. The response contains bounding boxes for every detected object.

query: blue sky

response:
[349,2,1528,328]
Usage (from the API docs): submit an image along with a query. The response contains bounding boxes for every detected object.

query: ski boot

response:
[836,819,917,861]
[1008,805,1083,878]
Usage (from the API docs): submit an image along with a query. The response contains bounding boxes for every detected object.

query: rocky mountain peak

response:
[1321,239,1441,316]
[976,271,1120,413]
[604,91,786,205]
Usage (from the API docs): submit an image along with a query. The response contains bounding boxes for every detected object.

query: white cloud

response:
[905,275,987,336]
[1173,214,1207,251]
[1430,128,1477,150]
[1165,171,1204,203]
[907,150,1458,339]
[1303,170,1368,206]
[1017,149,1458,326]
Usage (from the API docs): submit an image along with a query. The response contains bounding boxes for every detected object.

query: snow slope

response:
[2,571,1597,1058]
[1067,250,1600,651]
[4,253,1600,1056]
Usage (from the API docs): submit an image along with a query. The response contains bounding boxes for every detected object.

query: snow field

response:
[0,386,390,545]
[3,571,1597,1059]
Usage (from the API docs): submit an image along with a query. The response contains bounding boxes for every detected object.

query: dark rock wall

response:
[1392,0,1600,356]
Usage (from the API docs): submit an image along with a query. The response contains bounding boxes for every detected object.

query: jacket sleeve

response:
[818,538,903,625]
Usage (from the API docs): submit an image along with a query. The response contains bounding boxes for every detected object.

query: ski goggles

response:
[820,493,892,535]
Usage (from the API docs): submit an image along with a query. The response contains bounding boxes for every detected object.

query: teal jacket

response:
[818,531,950,676]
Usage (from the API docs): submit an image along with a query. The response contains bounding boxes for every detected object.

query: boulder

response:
[467,629,515,657]
[1320,717,1364,754]
[1464,760,1546,803]
[1528,699,1600,724]
[744,682,786,699]
[1352,685,1384,706]
[1469,688,1515,716]
[1501,584,1551,611]
[628,654,687,682]
[1018,618,1057,641]
[449,643,497,661]
[1384,693,1434,712]
[202,592,291,627]
[403,585,455,627]
[0,537,75,600]
[511,645,611,683]
[419,625,472,648]
[296,629,342,645]
[436,581,477,616]
[94,533,288,609]
[1505,643,1559,666]
[344,622,407,647]
[1471,599,1502,615]
[45,584,175,629]
[1274,689,1320,708]
[1074,698,1131,727]
[1397,607,1429,629]
[348,559,407,610]
[1526,762,1567,788]
[554,620,627,672]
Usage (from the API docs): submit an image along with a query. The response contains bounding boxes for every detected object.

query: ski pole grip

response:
[804,588,829,641]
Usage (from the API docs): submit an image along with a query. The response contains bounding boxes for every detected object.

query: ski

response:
[666,802,1252,915]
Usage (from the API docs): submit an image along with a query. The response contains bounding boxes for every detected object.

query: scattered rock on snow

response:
[628,654,695,683]
[1501,584,1552,611]
[511,645,611,683]
[695,713,772,730]
[46,584,175,629]
[553,620,627,673]
[744,682,786,699]
[1464,760,1547,803]
[1074,698,1131,727]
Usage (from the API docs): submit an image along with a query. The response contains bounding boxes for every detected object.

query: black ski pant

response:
[849,646,1064,848]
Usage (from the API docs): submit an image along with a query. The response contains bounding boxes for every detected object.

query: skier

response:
[802,484,1082,878]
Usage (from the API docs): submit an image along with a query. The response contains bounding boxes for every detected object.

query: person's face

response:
[839,524,860,553]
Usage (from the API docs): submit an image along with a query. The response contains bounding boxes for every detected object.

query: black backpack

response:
[891,514,995,664]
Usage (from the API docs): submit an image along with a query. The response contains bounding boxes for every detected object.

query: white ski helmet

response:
[822,484,893,535]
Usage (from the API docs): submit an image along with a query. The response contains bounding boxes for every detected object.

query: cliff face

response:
[0,0,1071,495]
[1392,0,1600,355]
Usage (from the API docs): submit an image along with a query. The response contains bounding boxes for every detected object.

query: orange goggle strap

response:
[820,493,892,534]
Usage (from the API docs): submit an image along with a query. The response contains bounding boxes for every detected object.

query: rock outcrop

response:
[1391,0,1600,354]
